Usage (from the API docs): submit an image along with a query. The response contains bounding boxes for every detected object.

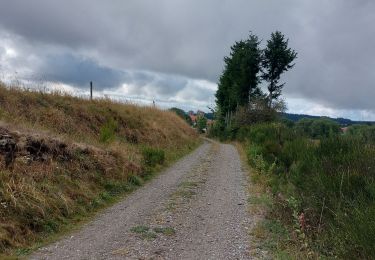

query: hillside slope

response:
[282,112,375,125]
[0,84,199,255]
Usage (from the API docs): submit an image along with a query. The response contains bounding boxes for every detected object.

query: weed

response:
[99,118,118,143]
[153,227,175,236]
[130,225,150,234]
[130,226,158,240]
[142,147,165,167]
[15,248,31,256]
[141,232,157,240]
[248,194,273,208]
[178,181,199,189]
[261,220,289,250]
[175,189,196,198]
[127,175,143,186]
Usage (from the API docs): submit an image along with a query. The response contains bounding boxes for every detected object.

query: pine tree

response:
[262,31,297,107]
[215,33,262,118]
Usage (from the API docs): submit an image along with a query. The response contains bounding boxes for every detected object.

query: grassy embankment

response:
[0,83,199,256]
[238,122,375,259]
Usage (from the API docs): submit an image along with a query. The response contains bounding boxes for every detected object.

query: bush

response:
[347,124,375,143]
[196,116,207,133]
[244,122,375,258]
[142,147,165,167]
[294,118,340,139]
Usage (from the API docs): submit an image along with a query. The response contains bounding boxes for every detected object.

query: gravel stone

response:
[30,141,254,260]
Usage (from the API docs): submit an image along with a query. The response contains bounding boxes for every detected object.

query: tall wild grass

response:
[242,122,375,258]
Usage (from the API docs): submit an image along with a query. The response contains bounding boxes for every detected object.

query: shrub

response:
[196,116,207,133]
[294,118,340,139]
[347,124,375,143]
[244,122,375,258]
[142,147,165,167]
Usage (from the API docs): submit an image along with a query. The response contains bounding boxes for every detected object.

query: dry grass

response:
[0,83,199,255]
[0,83,196,148]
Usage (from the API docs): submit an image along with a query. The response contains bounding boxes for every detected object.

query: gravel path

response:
[30,140,252,260]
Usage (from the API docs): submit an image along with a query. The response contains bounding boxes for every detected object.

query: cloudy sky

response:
[0,0,374,120]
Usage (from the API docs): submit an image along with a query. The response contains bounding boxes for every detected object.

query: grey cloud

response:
[0,0,374,113]
[37,54,125,89]
[36,53,195,99]
[284,0,375,110]
[31,51,214,105]
[0,0,301,80]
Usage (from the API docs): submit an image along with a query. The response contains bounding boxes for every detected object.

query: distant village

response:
[169,107,214,133]
[187,110,214,128]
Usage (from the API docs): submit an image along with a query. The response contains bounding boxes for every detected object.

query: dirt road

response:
[30,140,252,259]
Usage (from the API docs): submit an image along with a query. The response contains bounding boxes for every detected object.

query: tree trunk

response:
[268,91,273,108]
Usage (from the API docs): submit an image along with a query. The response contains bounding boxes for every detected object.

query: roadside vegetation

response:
[210,31,375,258]
[0,83,199,256]
[240,122,375,258]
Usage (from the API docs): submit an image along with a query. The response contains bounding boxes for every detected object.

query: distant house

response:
[188,110,208,127]
[189,114,197,125]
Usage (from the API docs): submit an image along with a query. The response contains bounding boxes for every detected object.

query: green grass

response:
[248,194,273,208]
[240,122,375,259]
[153,227,175,236]
[261,220,290,250]
[130,226,163,240]
[99,118,118,143]
[142,146,165,167]
[130,225,150,234]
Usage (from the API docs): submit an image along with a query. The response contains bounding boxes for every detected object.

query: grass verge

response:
[236,122,375,259]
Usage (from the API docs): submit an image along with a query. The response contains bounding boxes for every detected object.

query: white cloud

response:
[286,96,375,121]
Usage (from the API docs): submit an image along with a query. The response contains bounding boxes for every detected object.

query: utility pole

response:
[90,81,93,100]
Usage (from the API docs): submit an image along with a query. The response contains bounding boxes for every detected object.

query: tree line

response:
[215,31,297,131]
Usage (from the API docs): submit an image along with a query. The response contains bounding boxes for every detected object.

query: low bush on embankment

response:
[240,122,375,259]
[0,83,199,255]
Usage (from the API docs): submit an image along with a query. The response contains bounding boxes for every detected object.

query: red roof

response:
[189,114,197,122]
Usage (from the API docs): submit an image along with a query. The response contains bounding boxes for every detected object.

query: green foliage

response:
[153,227,175,235]
[213,31,296,139]
[130,225,149,233]
[260,219,290,251]
[127,175,143,186]
[347,124,375,143]
[142,147,165,167]
[234,99,284,127]
[196,116,207,132]
[99,118,118,143]
[216,33,263,116]
[294,118,340,139]
[262,31,297,106]
[242,123,375,258]
[169,107,193,125]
